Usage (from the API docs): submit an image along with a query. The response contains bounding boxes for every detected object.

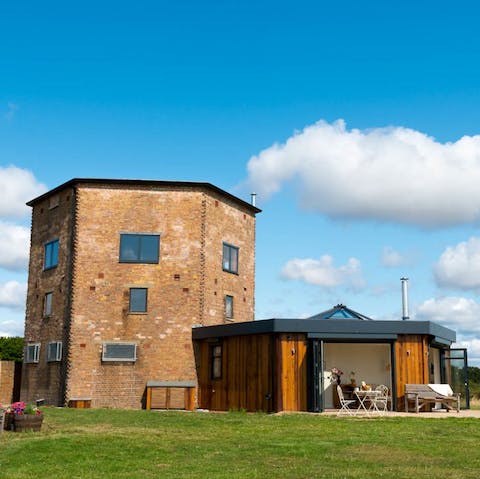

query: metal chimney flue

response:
[401,277,409,320]
[250,192,257,207]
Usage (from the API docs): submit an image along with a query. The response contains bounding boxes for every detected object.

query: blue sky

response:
[2,1,480,363]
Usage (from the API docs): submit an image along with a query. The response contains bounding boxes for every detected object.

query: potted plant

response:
[3,402,43,432]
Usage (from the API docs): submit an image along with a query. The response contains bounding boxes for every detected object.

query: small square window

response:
[129,288,147,313]
[225,295,233,319]
[44,240,59,270]
[47,341,62,362]
[211,344,222,379]
[25,343,40,363]
[222,243,238,274]
[119,234,160,263]
[44,292,53,317]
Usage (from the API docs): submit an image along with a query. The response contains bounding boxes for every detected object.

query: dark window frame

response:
[129,288,148,313]
[222,243,239,274]
[119,233,160,264]
[211,344,222,380]
[225,295,234,319]
[44,239,59,270]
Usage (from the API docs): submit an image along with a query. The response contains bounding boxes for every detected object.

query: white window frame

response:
[47,341,62,362]
[25,343,40,363]
[102,342,137,362]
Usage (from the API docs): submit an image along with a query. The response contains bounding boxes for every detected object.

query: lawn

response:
[1,408,479,478]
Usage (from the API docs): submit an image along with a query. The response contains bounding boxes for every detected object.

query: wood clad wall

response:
[276,334,308,412]
[395,334,429,410]
[196,334,275,412]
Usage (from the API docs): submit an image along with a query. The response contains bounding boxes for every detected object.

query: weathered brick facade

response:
[21,179,259,409]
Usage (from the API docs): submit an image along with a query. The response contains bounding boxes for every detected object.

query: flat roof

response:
[192,318,456,344]
[26,178,261,214]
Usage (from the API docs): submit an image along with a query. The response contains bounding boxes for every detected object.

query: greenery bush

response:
[0,337,23,362]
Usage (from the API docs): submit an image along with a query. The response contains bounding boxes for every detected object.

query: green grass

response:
[1,408,480,478]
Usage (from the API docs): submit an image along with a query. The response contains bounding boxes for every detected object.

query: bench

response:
[405,384,460,413]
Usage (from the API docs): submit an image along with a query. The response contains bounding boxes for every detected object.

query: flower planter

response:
[13,414,43,432]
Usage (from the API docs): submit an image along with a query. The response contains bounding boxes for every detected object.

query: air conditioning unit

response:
[102,342,137,362]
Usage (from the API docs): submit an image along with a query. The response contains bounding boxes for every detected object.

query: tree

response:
[0,337,24,362]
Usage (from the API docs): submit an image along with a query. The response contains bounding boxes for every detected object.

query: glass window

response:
[225,295,233,319]
[44,292,53,317]
[211,344,222,379]
[44,239,59,270]
[47,341,62,362]
[222,243,238,274]
[119,234,160,263]
[25,343,40,363]
[129,288,148,313]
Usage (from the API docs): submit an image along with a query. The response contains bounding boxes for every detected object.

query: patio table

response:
[354,390,381,415]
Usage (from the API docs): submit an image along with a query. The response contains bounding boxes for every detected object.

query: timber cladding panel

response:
[276,334,308,412]
[196,334,274,412]
[395,334,429,411]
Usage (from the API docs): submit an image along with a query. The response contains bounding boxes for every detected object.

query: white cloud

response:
[416,296,480,336]
[280,255,366,291]
[434,237,480,290]
[246,119,480,228]
[0,317,24,337]
[0,221,30,271]
[381,246,409,268]
[0,281,27,309]
[0,165,47,219]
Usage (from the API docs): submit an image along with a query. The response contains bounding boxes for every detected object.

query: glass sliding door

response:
[443,348,469,409]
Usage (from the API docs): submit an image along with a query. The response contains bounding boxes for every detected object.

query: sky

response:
[2,1,480,364]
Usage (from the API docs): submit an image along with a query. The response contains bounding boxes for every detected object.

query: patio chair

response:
[336,385,356,416]
[372,384,389,414]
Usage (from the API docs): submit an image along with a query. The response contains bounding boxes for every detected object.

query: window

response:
[225,295,234,319]
[119,234,160,263]
[211,344,222,379]
[47,341,62,362]
[129,288,147,313]
[25,343,40,363]
[44,292,53,317]
[102,342,137,362]
[222,243,238,274]
[44,239,59,270]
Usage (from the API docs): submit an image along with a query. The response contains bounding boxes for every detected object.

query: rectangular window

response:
[119,234,160,263]
[47,341,62,362]
[44,292,53,317]
[222,243,239,274]
[129,288,147,313]
[44,239,59,270]
[211,344,222,379]
[102,342,137,362]
[25,343,40,363]
[225,295,234,319]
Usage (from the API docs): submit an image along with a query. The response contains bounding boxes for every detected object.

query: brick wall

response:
[21,188,75,405]
[0,361,15,405]
[64,183,256,409]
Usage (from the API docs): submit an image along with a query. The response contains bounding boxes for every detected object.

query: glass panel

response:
[130,288,147,312]
[222,244,230,270]
[120,234,139,261]
[444,348,469,409]
[44,292,53,317]
[44,240,59,269]
[139,235,160,263]
[103,343,136,361]
[230,247,238,273]
[225,295,233,318]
